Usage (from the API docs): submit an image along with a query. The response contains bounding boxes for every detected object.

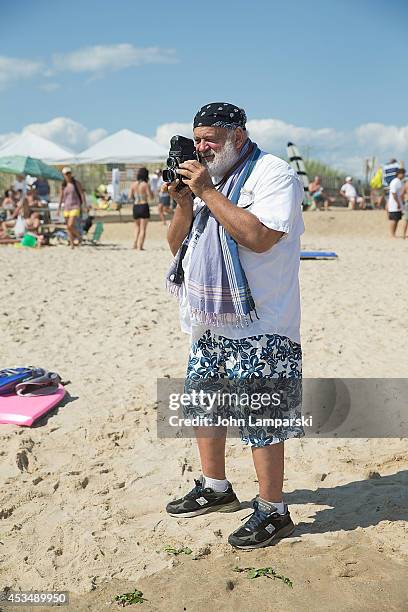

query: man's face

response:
[193,126,242,180]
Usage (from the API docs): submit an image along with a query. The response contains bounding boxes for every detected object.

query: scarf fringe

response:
[166,280,182,297]
[166,282,259,327]
[190,307,256,328]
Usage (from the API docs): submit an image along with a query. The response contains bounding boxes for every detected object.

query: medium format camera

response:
[162,135,198,188]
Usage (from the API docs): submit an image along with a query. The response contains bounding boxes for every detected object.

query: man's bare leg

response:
[402,220,407,239]
[194,426,227,479]
[389,220,398,238]
[252,442,284,502]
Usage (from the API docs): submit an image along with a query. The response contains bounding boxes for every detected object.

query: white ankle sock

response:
[271,501,286,514]
[203,475,229,493]
[259,497,286,514]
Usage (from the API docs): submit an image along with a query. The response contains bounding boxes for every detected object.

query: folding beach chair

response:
[82,221,104,245]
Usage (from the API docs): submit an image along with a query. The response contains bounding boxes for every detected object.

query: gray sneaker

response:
[166,476,241,518]
[228,496,295,549]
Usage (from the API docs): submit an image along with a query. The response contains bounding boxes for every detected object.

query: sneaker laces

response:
[240,500,271,530]
[186,478,205,499]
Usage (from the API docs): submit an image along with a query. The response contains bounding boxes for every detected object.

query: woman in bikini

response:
[129,167,153,250]
[58,167,86,249]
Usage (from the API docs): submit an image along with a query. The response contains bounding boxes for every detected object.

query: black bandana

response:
[193,102,247,130]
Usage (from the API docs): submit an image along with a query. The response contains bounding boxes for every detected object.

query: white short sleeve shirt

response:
[179,151,305,344]
[341,183,357,199]
[388,177,403,212]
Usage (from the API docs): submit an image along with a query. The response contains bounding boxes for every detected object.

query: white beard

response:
[202,136,241,183]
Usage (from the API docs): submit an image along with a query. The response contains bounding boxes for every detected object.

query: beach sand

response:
[1,209,407,611]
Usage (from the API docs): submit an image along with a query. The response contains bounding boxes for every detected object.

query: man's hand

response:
[177,160,215,200]
[164,180,193,209]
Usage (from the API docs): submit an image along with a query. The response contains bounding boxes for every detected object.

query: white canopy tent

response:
[0,132,73,164]
[75,129,167,164]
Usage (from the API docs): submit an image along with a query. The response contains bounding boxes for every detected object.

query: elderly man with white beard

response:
[164,102,305,549]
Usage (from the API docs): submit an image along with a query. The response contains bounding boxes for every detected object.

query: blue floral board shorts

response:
[184,330,304,447]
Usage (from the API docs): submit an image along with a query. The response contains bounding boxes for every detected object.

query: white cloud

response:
[0,43,177,90]
[154,122,192,148]
[355,123,408,157]
[0,56,43,89]
[53,43,177,74]
[2,116,407,177]
[246,119,341,154]
[21,117,107,151]
[154,118,408,177]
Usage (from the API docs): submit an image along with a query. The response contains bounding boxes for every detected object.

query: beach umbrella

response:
[0,155,63,180]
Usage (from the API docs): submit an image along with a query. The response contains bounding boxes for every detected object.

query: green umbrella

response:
[0,155,63,180]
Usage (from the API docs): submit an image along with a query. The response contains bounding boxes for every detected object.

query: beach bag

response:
[370,168,383,189]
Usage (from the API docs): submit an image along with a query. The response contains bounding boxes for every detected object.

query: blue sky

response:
[1,0,407,174]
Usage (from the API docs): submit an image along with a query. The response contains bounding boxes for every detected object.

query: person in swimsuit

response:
[158,181,174,225]
[1,196,43,244]
[129,167,153,250]
[58,167,86,249]
[308,176,332,211]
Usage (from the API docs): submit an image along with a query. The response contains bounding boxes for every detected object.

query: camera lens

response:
[163,169,176,183]
[167,157,178,170]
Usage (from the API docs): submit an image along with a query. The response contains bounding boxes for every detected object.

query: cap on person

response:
[193,102,247,130]
[345,176,352,182]
[62,167,72,174]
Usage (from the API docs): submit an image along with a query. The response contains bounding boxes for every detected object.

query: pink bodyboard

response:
[0,384,66,426]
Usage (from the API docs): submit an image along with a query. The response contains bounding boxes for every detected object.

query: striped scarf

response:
[166,140,261,327]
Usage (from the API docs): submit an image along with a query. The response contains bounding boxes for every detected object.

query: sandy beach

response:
[1,209,408,611]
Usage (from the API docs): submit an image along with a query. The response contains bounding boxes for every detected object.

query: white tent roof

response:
[0,131,74,164]
[76,129,167,164]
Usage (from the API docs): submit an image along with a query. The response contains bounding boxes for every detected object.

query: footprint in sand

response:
[16,450,29,472]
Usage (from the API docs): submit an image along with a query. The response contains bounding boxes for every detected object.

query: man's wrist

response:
[199,185,217,202]
[177,195,194,210]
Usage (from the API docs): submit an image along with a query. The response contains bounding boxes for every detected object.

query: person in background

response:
[402,178,408,239]
[308,176,332,211]
[27,188,41,208]
[382,158,401,188]
[149,169,163,201]
[369,166,385,209]
[158,181,174,225]
[13,174,27,195]
[34,177,50,202]
[370,186,385,209]
[386,167,406,238]
[1,190,17,220]
[340,177,365,210]
[58,167,86,249]
[129,167,153,250]
[1,196,42,239]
